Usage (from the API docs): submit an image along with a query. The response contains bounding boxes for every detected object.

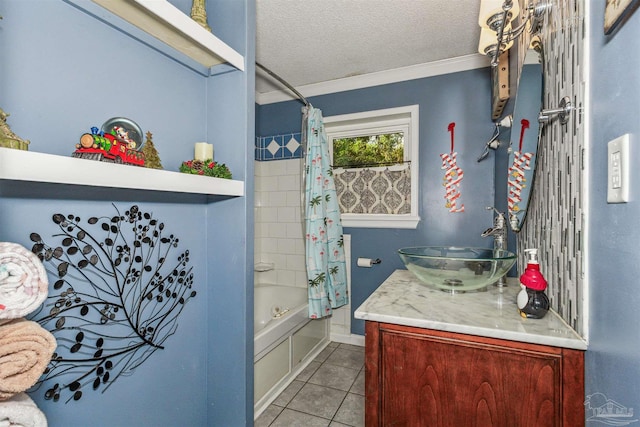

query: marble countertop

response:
[354,269,587,351]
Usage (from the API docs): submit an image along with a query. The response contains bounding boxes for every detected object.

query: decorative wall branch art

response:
[440,122,465,213]
[604,0,640,34]
[28,205,196,403]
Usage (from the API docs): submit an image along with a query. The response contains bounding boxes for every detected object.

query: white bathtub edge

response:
[254,338,330,420]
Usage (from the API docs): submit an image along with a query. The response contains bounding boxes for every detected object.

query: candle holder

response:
[179,159,232,179]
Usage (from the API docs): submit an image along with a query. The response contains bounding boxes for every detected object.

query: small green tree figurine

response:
[142,131,163,169]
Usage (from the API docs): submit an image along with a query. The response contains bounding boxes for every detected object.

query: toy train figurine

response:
[73,126,145,166]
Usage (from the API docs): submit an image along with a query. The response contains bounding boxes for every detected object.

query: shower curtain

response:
[303,107,348,319]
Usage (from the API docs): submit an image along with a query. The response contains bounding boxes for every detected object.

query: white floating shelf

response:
[65,0,244,75]
[0,147,244,198]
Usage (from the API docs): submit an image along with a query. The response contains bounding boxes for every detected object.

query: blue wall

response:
[1,0,253,425]
[586,3,640,412]
[257,69,503,335]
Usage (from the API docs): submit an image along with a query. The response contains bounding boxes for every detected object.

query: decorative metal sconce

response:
[538,96,574,125]
[478,115,513,162]
[478,0,552,67]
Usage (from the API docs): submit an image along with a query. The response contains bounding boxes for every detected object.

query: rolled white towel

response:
[0,393,47,427]
[0,243,48,319]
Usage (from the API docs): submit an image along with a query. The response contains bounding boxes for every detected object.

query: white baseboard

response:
[330,332,365,347]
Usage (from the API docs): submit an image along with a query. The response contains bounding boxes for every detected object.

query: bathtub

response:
[254,285,329,418]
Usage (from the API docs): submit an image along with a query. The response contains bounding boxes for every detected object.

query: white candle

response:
[194,142,213,161]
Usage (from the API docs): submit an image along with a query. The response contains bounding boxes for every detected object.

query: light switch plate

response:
[607,134,630,203]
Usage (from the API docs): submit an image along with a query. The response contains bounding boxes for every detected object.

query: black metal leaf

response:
[70,343,82,353]
[88,217,98,225]
[53,247,63,258]
[76,332,84,343]
[80,305,89,316]
[55,317,65,329]
[52,214,65,224]
[69,381,80,391]
[30,232,42,242]
[32,243,44,253]
[77,230,86,240]
[53,280,64,290]
[67,247,78,255]
[57,262,68,277]
[78,260,89,269]
[62,237,72,247]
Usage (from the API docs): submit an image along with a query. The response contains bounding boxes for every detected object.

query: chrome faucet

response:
[481,206,508,287]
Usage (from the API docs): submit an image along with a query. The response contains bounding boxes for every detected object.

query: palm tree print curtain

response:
[304,107,348,318]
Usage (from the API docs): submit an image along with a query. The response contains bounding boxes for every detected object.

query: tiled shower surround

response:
[254,158,307,289]
[518,0,586,336]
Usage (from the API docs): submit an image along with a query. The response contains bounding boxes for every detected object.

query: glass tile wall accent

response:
[518,0,585,336]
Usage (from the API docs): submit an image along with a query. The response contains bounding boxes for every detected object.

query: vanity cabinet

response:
[365,321,584,426]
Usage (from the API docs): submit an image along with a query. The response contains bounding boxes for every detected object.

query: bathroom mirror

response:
[507,40,543,232]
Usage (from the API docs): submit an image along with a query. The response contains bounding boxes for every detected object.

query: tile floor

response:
[255,342,365,427]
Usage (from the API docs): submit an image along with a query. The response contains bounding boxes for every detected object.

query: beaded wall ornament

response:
[440,122,465,213]
[508,119,533,218]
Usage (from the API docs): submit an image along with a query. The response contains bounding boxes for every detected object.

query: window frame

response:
[325,105,420,229]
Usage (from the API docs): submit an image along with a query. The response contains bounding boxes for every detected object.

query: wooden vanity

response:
[355,270,586,426]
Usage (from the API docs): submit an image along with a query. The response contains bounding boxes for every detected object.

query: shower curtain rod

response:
[256,62,310,108]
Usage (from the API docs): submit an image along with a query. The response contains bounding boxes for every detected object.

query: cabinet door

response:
[380,328,561,427]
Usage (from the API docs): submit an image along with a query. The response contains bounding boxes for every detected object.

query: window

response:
[325,105,420,229]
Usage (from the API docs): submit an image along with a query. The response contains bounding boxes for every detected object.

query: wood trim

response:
[378,322,563,356]
[492,51,510,120]
[562,347,586,425]
[365,321,380,426]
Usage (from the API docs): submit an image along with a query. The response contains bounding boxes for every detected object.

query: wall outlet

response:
[607,134,630,203]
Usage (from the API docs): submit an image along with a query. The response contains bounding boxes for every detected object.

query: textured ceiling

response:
[256,0,484,96]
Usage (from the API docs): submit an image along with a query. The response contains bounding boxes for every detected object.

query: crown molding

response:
[255,54,490,105]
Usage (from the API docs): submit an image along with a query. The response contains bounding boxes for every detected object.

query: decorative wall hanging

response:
[72,117,145,167]
[508,119,534,230]
[440,122,465,213]
[604,0,640,34]
[28,205,196,403]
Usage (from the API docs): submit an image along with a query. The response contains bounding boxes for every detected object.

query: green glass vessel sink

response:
[398,246,517,293]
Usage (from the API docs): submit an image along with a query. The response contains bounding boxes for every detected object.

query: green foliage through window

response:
[332,133,404,168]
